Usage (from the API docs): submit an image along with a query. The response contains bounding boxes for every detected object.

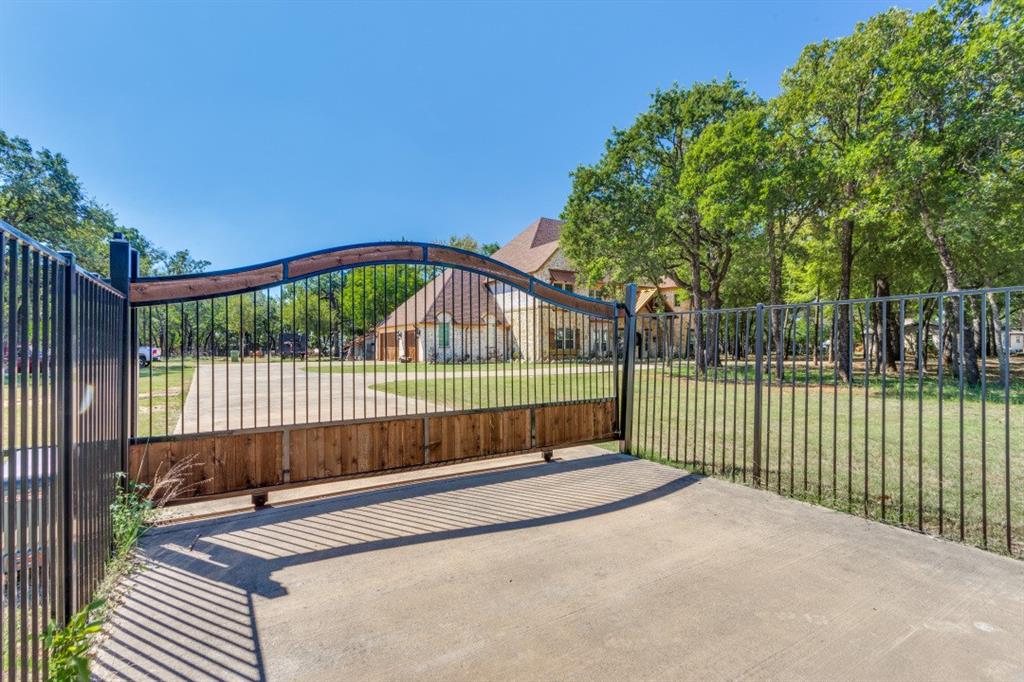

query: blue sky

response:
[1,1,930,270]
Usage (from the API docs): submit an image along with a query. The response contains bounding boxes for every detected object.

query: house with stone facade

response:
[374,217,689,362]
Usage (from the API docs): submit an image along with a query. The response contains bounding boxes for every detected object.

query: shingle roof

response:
[378,269,507,329]
[488,217,563,275]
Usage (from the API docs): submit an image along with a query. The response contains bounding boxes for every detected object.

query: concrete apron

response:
[93,447,1024,681]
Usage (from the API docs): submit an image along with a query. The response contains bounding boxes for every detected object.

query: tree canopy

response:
[0,130,210,276]
[564,0,1022,309]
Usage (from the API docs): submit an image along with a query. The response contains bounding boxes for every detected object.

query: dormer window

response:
[548,268,576,293]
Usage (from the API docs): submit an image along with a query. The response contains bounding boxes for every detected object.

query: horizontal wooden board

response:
[426,246,532,291]
[130,399,617,500]
[129,430,283,497]
[287,244,424,278]
[130,263,284,304]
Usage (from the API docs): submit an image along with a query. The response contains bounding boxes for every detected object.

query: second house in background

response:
[374,217,689,362]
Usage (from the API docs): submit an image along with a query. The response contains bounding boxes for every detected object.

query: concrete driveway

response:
[173,361,613,433]
[174,361,440,433]
[93,448,1024,681]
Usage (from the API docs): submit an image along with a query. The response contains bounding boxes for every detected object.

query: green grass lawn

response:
[372,370,616,409]
[630,366,1023,557]
[136,359,195,437]
[657,354,1024,404]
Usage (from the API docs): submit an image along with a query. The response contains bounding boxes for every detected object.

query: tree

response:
[679,104,824,374]
[777,9,912,381]
[868,0,1024,384]
[0,129,198,277]
[562,79,758,309]
[445,234,500,256]
[161,249,212,276]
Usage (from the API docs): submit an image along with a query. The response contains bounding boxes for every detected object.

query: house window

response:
[436,314,452,348]
[552,282,574,293]
[555,328,577,351]
[673,292,683,307]
[591,328,610,353]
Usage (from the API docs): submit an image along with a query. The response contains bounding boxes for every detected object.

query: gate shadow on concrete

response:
[94,453,699,680]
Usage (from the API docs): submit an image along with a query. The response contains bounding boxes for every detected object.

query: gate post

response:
[57,251,78,624]
[752,302,764,485]
[109,233,133,474]
[620,284,638,454]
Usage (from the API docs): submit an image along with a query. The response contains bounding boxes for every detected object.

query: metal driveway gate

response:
[125,243,625,501]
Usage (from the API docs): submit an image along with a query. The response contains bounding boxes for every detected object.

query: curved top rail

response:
[130,241,620,319]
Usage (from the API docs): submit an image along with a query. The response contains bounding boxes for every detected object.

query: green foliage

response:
[562,78,758,304]
[138,264,431,358]
[43,600,105,682]
[111,473,153,558]
[564,0,1023,311]
[0,129,207,277]
[40,475,153,678]
[445,234,500,256]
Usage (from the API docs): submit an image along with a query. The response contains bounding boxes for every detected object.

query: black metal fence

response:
[131,262,620,439]
[0,216,1016,674]
[626,286,1023,557]
[1,221,126,679]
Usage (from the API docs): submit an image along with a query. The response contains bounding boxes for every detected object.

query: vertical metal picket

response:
[752,303,765,485]
[620,284,638,454]
[57,252,77,626]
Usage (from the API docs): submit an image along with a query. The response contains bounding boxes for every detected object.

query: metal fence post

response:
[129,248,139,440]
[57,251,77,624]
[108,233,132,474]
[752,302,764,486]
[620,284,638,454]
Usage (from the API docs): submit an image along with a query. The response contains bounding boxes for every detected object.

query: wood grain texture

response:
[130,263,284,304]
[129,400,616,499]
[535,400,616,448]
[427,408,532,463]
[287,244,424,278]
[426,246,532,291]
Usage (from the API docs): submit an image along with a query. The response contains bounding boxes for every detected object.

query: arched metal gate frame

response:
[121,241,630,502]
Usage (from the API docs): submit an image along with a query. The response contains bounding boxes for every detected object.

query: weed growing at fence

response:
[39,457,205,678]
[111,474,154,562]
[43,600,105,682]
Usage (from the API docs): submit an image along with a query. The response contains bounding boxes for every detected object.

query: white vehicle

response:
[139,345,162,367]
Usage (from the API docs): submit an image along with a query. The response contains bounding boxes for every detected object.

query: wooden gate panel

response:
[536,401,615,448]
[130,399,616,501]
[428,407,531,463]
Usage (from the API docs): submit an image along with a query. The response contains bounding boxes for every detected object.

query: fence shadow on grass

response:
[91,453,697,680]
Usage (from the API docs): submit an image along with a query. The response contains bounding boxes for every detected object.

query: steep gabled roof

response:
[488,217,563,275]
[378,269,507,329]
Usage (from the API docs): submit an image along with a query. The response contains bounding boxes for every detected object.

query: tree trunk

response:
[922,210,980,385]
[836,217,854,382]
[988,290,1005,365]
[689,231,707,376]
[813,287,821,363]
[768,229,784,380]
[871,275,899,374]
